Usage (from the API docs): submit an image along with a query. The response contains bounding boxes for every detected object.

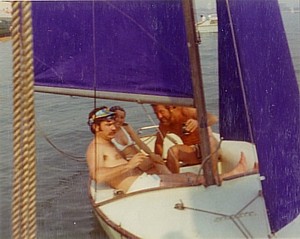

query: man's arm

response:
[93,162,134,183]
[87,142,145,182]
[207,112,218,126]
[182,107,218,128]
[93,153,147,183]
[181,107,197,119]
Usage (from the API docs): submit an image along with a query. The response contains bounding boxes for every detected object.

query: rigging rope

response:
[91,0,99,196]
[11,1,37,238]
[175,191,262,238]
[36,122,86,162]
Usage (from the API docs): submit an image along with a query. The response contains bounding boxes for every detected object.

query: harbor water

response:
[0,10,299,239]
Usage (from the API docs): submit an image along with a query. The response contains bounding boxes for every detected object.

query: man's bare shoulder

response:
[180,107,196,118]
[86,140,103,163]
[86,139,96,156]
[97,142,119,158]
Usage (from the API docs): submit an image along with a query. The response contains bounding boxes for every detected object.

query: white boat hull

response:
[90,174,271,238]
[88,135,300,238]
[196,22,218,33]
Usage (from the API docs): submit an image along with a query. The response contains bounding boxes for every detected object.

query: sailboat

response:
[0,1,11,38]
[11,0,299,238]
[196,14,218,33]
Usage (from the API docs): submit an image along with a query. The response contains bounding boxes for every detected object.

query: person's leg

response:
[153,163,172,174]
[219,152,248,180]
[166,145,200,173]
[208,128,221,185]
[145,162,171,175]
[166,146,181,173]
[166,128,219,174]
[159,172,204,187]
[159,153,251,188]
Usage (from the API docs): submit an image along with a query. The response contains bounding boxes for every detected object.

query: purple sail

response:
[31,0,300,234]
[31,1,193,103]
[218,0,300,233]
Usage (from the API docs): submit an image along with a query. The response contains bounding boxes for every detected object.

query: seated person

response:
[86,107,253,193]
[152,104,219,174]
[109,105,169,174]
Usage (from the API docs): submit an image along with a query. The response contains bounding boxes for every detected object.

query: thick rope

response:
[21,2,37,238]
[11,2,23,237]
[11,1,37,238]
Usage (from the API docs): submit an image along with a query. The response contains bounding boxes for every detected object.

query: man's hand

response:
[150,153,165,165]
[185,119,198,133]
[127,153,148,169]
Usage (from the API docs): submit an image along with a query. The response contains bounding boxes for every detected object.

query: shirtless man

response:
[86,107,249,193]
[152,104,219,173]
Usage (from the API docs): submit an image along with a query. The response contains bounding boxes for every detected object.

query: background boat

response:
[196,13,218,33]
[0,1,11,38]
[0,19,11,37]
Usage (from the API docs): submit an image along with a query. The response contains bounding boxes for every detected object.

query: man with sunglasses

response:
[86,106,249,193]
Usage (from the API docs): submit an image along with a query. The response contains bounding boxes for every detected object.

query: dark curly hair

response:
[109,105,125,113]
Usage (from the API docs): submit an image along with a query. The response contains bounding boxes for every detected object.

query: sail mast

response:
[181,0,216,185]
